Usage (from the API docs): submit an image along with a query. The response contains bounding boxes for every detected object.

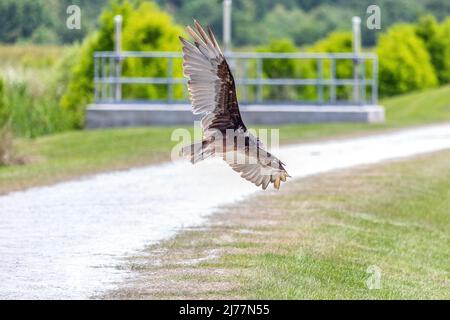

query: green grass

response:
[1,85,450,194]
[232,151,450,299]
[109,149,450,299]
[0,126,188,194]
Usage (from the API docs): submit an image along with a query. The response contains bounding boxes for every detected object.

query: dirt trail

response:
[1,124,450,299]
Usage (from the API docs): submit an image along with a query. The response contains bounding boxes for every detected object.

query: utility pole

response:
[352,16,361,104]
[223,0,232,54]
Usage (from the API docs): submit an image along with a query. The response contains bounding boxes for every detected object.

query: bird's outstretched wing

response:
[179,20,246,134]
[180,20,290,189]
[225,143,290,190]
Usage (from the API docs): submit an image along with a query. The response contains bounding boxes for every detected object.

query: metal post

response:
[223,0,232,54]
[114,15,122,102]
[352,16,361,104]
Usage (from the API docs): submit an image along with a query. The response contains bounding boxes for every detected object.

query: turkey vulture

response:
[179,20,290,190]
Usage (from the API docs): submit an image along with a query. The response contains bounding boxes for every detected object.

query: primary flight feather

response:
[179,20,290,190]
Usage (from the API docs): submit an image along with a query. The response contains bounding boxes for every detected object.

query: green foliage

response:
[2,0,449,137]
[55,0,110,44]
[0,45,73,137]
[259,4,352,46]
[0,79,11,154]
[257,32,355,102]
[3,85,450,193]
[416,15,450,84]
[0,0,54,43]
[257,23,443,100]
[377,24,438,97]
[0,123,15,166]
[309,31,353,80]
[2,0,450,46]
[258,39,300,101]
[2,80,71,138]
[0,44,62,68]
[0,0,109,44]
[121,2,184,100]
[308,32,355,100]
[29,26,59,45]
[0,79,7,126]
[309,32,352,53]
[260,39,298,79]
[440,18,450,83]
[59,33,104,128]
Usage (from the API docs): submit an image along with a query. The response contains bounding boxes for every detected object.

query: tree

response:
[416,15,450,84]
[258,39,301,101]
[377,24,438,97]
[0,79,8,127]
[438,18,450,84]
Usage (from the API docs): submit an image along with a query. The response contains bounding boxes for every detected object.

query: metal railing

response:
[93,51,378,105]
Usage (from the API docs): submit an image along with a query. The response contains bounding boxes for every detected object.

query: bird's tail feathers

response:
[181,139,214,164]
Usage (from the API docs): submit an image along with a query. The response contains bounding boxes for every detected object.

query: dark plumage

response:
[180,20,290,189]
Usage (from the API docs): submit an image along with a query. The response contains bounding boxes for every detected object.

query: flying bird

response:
[179,20,290,190]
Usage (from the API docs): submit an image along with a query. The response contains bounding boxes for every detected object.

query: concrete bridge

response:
[86,16,384,128]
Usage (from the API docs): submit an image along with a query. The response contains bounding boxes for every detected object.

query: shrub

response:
[0,44,62,68]
[0,78,15,166]
[258,39,301,101]
[0,59,72,138]
[121,2,185,100]
[307,31,354,101]
[0,0,54,44]
[0,78,8,126]
[309,31,353,76]
[3,80,71,138]
[377,24,438,97]
[60,0,185,128]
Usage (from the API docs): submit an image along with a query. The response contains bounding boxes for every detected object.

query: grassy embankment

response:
[106,149,450,299]
[1,84,450,194]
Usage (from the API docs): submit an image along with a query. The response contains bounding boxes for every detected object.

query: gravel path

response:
[1,124,450,299]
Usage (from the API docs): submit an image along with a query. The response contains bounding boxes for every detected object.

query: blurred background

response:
[1,0,450,300]
[0,0,449,190]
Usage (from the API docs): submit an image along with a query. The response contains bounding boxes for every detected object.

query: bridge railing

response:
[93,51,378,105]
